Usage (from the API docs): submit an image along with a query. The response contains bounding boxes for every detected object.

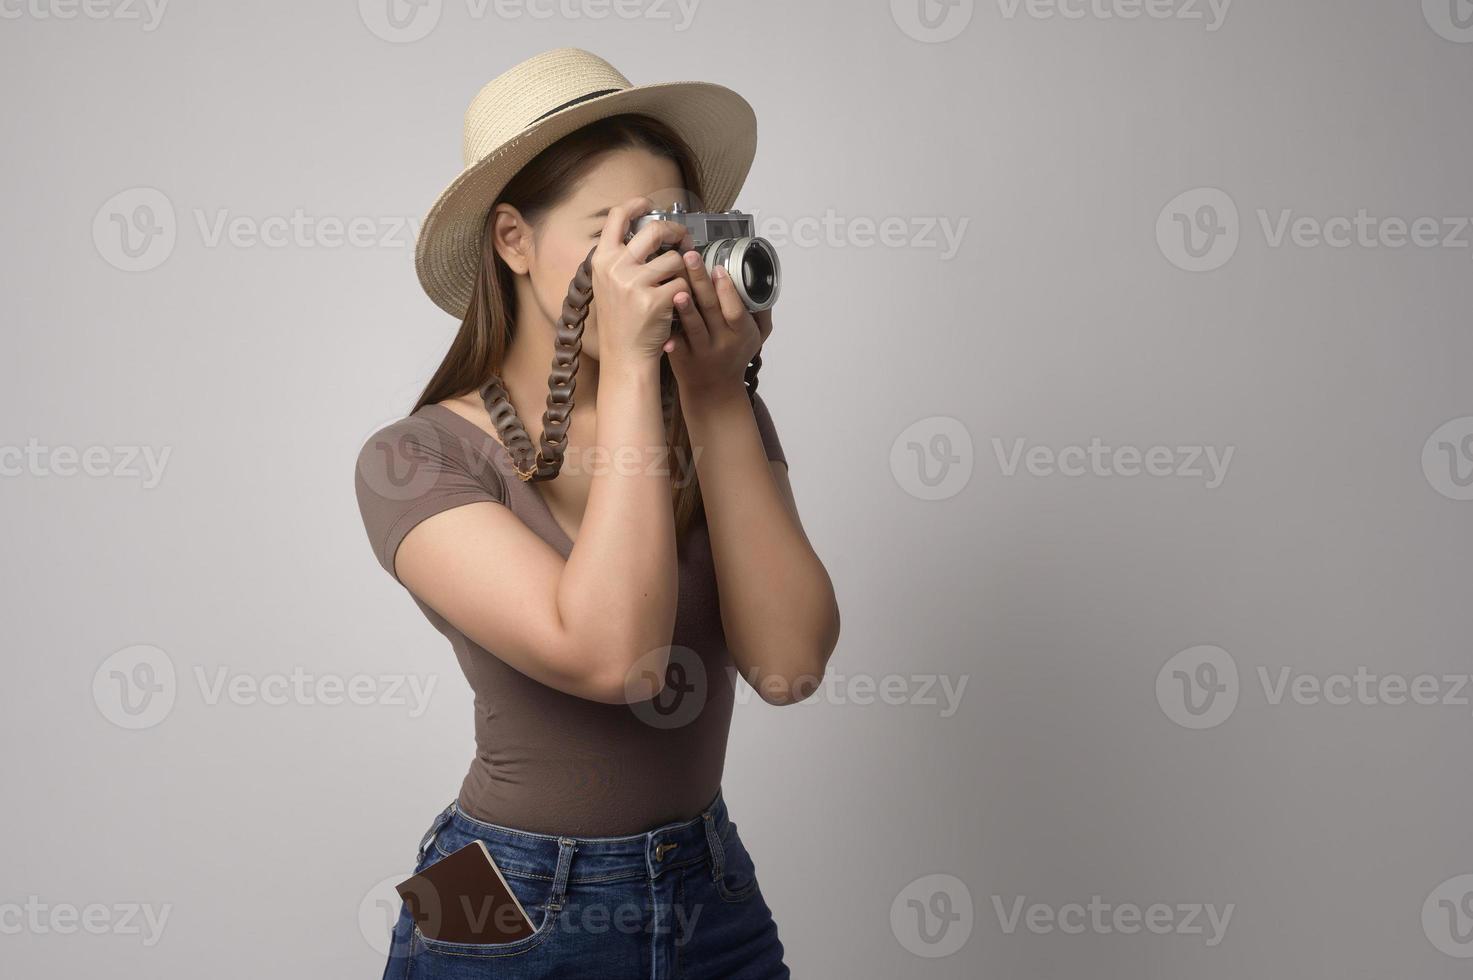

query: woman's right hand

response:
[589,195,695,368]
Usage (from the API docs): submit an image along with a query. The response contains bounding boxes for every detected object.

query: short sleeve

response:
[354,415,505,583]
[750,391,787,468]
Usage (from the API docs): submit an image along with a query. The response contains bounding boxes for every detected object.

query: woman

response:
[355,48,840,978]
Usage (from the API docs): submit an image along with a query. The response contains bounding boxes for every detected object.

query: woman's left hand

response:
[663,249,772,401]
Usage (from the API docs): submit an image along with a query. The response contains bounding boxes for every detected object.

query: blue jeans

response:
[381,788,791,979]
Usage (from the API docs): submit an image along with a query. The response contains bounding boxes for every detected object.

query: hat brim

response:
[415,81,757,319]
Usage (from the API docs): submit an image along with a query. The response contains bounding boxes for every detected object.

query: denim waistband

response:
[416,787,734,887]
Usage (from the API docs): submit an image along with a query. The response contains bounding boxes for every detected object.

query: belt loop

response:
[548,837,577,910]
[416,801,456,864]
[700,810,725,882]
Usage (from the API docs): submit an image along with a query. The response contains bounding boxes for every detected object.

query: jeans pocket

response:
[409,835,561,960]
[411,904,560,960]
[713,820,761,903]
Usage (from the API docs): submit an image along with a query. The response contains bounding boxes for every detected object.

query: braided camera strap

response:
[480,244,762,483]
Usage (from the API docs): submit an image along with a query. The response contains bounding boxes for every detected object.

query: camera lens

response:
[708,237,780,312]
[741,243,776,304]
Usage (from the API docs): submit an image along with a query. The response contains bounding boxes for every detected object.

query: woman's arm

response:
[683,387,841,705]
[391,199,695,704]
[393,362,677,705]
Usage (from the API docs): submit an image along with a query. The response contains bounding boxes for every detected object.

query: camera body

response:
[625,202,781,312]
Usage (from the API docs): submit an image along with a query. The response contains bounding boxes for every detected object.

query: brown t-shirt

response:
[354,393,787,837]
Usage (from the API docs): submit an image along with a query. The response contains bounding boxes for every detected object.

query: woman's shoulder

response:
[353,404,510,580]
[356,407,459,477]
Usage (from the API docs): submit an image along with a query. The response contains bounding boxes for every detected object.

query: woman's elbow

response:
[751,650,831,706]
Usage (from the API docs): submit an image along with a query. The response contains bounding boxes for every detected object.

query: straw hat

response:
[414,47,758,319]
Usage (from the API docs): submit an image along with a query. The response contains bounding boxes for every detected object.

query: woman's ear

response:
[488,203,531,275]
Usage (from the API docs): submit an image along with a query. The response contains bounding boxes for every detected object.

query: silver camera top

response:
[623,201,781,312]
[625,202,756,249]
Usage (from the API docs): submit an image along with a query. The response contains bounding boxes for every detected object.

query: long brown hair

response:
[413,114,707,541]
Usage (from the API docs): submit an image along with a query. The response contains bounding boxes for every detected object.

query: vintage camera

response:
[626,203,781,312]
